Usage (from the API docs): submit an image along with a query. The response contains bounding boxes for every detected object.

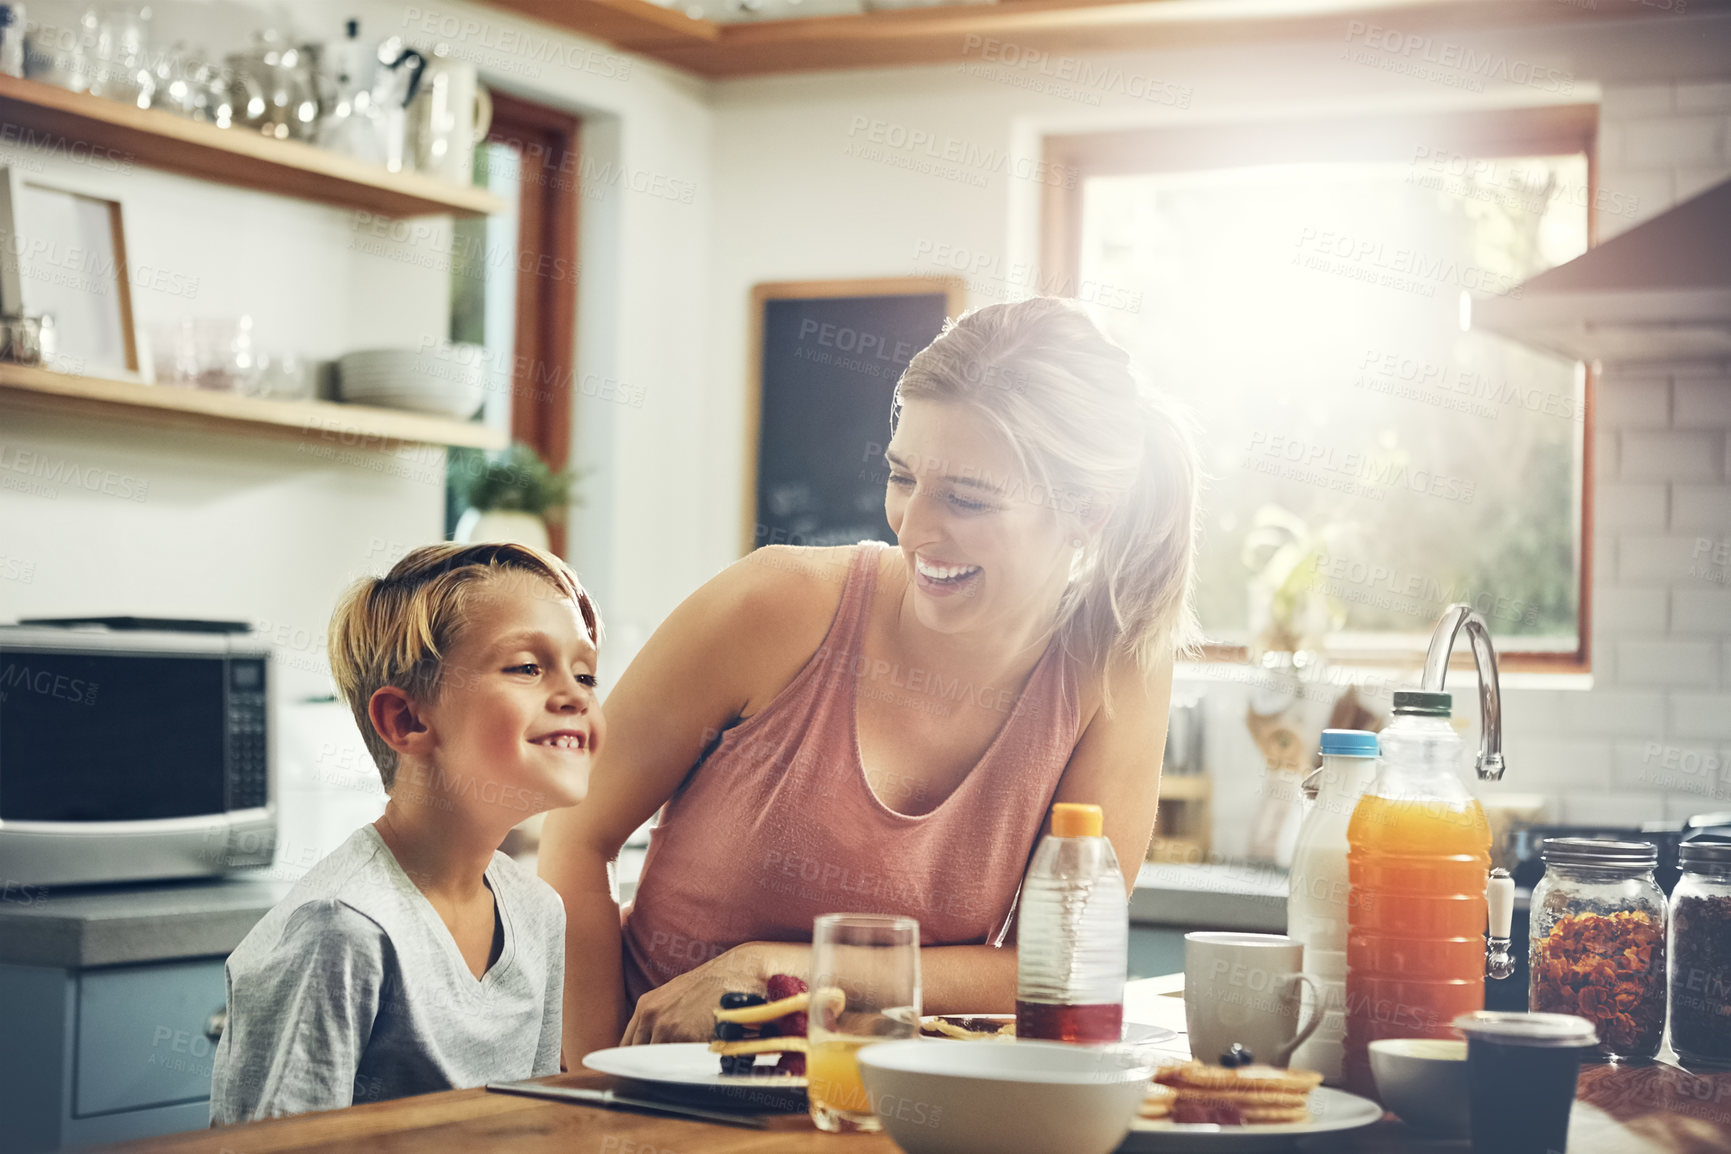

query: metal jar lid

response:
[1540,837,1658,868]
[1680,834,1731,867]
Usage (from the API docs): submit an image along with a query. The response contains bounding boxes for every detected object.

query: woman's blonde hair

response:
[893,297,1201,690]
[327,542,600,789]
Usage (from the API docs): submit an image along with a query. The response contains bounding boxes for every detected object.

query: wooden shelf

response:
[0,74,505,218]
[0,363,508,450]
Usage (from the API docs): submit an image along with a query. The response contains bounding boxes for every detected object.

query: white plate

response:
[583,1042,807,1092]
[1121,1086,1384,1152]
[581,1019,1181,1096]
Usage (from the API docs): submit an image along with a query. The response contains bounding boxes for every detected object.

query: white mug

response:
[1184,932,1324,1068]
[411,56,493,184]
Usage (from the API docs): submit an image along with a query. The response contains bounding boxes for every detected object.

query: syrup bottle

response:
[1016,803,1127,1043]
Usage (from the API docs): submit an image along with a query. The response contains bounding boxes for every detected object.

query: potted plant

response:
[450,442,578,552]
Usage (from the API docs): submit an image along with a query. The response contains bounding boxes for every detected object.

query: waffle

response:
[1146,1061,1321,1126]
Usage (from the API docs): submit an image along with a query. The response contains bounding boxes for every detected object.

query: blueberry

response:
[720,992,768,1010]
[714,1021,747,1042]
[1220,1043,1254,1068]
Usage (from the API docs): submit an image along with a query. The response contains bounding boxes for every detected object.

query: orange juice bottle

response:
[1343,690,1491,1098]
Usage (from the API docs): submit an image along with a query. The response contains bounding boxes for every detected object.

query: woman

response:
[541,296,1200,1057]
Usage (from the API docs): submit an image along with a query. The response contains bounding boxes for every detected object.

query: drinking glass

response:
[806,913,920,1133]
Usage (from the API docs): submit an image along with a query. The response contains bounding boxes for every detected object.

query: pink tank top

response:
[621,542,1081,1005]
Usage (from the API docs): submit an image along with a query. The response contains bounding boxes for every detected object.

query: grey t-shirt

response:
[210,825,565,1124]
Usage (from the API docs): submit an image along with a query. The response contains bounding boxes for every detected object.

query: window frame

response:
[485,92,581,559]
[1042,105,1599,675]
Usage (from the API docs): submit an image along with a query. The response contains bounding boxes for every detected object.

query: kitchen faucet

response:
[1424,603,1517,981]
[1421,603,1506,782]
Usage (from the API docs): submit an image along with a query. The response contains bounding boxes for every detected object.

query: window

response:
[1046,107,1596,669]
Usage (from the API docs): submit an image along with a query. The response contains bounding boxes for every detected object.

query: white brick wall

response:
[1599,79,1731,242]
[1514,71,1731,826]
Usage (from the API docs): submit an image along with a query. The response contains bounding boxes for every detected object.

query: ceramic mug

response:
[411,56,493,184]
[1184,931,1324,1068]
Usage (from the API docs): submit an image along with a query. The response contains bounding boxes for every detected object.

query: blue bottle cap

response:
[1320,729,1379,757]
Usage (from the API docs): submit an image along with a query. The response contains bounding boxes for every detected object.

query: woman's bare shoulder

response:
[707,545,861,714]
[718,545,854,622]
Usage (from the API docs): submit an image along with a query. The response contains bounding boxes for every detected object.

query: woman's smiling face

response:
[883,398,1075,636]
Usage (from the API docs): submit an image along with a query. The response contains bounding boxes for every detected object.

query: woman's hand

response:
[623,942,809,1045]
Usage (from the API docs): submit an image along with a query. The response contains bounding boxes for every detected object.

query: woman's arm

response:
[539,547,847,1061]
[621,650,1175,1044]
[623,940,1018,1044]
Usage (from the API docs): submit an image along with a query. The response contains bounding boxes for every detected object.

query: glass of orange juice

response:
[807,913,920,1133]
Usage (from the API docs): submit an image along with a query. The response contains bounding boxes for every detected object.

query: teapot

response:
[310,22,424,172]
[227,30,318,142]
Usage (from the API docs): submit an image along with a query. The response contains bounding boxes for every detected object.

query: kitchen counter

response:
[1131,860,1289,932]
[107,973,1731,1154]
[0,878,292,968]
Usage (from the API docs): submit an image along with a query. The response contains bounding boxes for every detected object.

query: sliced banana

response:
[708,1035,811,1055]
[712,991,811,1025]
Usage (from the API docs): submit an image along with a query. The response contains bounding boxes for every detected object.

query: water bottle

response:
[1016,802,1127,1043]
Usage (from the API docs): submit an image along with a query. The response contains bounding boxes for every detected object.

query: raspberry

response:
[766,973,808,1001]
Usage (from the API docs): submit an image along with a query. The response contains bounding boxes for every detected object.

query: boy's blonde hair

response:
[327,542,601,789]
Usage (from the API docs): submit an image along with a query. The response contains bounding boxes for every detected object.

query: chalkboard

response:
[745,279,966,555]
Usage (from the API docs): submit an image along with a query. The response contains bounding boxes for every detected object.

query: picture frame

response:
[0,165,139,378]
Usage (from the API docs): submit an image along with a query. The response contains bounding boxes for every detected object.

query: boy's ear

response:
[369,687,434,757]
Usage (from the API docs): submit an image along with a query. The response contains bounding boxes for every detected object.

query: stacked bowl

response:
[336,345,489,419]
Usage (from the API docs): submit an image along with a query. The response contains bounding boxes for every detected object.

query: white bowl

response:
[1370,1038,1470,1137]
[856,1039,1152,1154]
[337,345,490,419]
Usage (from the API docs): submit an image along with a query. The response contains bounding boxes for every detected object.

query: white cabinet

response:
[0,959,226,1152]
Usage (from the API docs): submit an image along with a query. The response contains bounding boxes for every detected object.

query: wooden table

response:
[106,975,1731,1153]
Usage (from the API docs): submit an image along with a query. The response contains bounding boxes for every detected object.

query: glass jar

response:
[1670,835,1731,1065]
[1529,838,1667,1061]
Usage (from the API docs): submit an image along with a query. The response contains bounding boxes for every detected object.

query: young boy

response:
[211,542,603,1123]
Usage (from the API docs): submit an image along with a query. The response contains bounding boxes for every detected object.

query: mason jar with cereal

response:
[1529,838,1667,1062]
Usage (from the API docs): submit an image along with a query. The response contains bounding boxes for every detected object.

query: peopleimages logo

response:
[958,35,1192,109]
[1294,228,1525,299]
[845,117,1078,189]
[1342,20,1575,94]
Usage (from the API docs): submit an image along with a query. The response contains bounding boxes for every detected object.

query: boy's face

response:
[414,570,603,817]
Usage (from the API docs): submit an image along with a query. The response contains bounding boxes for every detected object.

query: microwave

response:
[0,622,276,887]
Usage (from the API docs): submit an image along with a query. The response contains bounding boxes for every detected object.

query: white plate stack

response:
[336,345,490,419]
